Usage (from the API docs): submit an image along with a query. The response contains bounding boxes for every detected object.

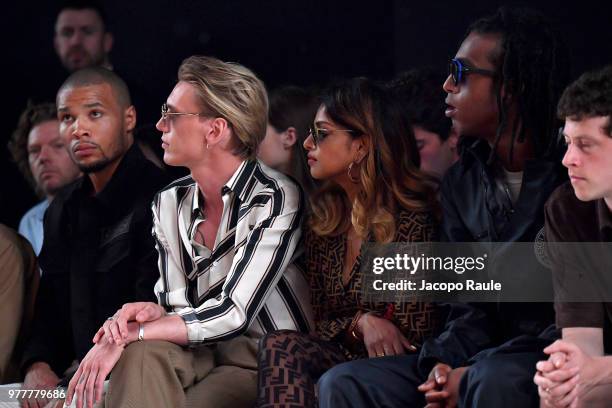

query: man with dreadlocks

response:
[316,7,571,408]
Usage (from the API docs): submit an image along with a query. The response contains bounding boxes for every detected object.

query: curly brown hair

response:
[309,78,439,243]
[8,102,58,194]
[557,65,612,136]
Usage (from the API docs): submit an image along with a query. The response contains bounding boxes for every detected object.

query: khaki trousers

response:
[0,225,38,384]
[106,336,258,408]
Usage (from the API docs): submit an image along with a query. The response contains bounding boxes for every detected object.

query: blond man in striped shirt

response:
[66,56,312,408]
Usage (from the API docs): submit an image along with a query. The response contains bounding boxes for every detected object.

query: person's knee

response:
[258,330,307,364]
[121,339,148,358]
[260,330,301,349]
[259,330,284,353]
[463,356,537,405]
[114,340,175,374]
[318,362,357,400]
[465,359,510,394]
[187,366,256,408]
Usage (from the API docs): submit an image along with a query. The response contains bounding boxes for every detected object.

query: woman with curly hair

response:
[256,77,442,408]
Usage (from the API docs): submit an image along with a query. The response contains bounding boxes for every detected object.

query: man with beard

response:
[9,102,81,255]
[54,0,112,73]
[19,67,170,407]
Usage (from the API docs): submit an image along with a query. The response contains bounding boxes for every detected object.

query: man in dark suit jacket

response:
[20,67,170,407]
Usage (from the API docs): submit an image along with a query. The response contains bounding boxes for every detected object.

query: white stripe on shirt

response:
[152,159,313,344]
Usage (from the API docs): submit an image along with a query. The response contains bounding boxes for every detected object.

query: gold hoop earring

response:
[347,161,360,183]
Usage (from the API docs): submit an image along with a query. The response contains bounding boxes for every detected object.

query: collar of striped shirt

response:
[191,159,257,218]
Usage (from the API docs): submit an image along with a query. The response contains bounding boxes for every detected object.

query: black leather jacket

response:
[21,145,172,376]
[416,138,567,376]
[441,138,566,243]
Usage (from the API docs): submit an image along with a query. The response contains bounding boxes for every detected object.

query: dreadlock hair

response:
[467,6,571,163]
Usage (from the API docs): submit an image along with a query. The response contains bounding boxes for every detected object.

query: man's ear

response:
[206,117,231,147]
[103,32,113,54]
[282,127,298,149]
[124,105,137,133]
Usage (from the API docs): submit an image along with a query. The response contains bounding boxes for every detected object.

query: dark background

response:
[2,0,611,229]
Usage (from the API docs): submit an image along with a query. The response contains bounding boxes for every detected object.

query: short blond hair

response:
[178,56,268,158]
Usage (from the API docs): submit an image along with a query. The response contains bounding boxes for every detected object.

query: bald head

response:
[57,66,131,109]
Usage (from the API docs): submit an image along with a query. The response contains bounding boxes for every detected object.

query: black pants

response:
[318,340,552,408]
[319,354,425,408]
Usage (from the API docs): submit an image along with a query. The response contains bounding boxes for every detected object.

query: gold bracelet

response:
[347,310,364,341]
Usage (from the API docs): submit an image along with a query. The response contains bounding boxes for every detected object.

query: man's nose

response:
[38,145,52,164]
[68,31,83,46]
[156,116,168,133]
[71,118,90,140]
[443,74,458,94]
[562,145,579,168]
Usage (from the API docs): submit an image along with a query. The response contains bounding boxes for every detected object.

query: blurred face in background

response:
[414,126,459,178]
[257,123,295,171]
[27,119,81,197]
[54,8,113,71]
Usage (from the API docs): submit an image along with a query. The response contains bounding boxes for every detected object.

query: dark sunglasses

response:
[308,126,357,146]
[448,58,496,85]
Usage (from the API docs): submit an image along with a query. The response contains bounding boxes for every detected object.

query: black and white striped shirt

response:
[152,159,313,344]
